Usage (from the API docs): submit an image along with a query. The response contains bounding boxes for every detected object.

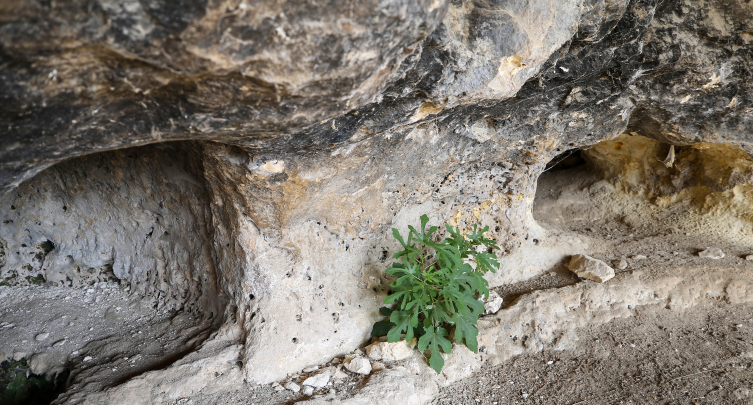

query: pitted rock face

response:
[2,0,753,401]
[0,143,222,313]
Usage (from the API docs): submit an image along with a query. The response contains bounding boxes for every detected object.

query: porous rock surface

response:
[1,0,753,402]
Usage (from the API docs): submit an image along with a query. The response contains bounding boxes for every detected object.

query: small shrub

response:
[372,214,499,373]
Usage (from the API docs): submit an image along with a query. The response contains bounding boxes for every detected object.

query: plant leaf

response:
[418,325,452,373]
[371,320,395,337]
[387,310,413,342]
[420,214,430,233]
[451,313,479,352]
[379,307,393,317]
[392,228,407,248]
[372,214,500,373]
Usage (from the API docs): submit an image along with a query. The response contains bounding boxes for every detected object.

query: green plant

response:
[371,214,500,373]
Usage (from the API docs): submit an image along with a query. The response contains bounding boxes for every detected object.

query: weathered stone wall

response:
[0,143,223,314]
[199,122,547,382]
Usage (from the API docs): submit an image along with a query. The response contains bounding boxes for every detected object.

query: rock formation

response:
[1,0,753,402]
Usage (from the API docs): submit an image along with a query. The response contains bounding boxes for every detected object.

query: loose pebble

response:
[302,370,331,388]
[699,247,724,259]
[612,258,628,270]
[566,254,615,283]
[344,357,371,375]
[483,291,504,315]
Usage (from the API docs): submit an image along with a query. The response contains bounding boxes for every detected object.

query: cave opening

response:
[533,133,753,281]
[0,142,227,404]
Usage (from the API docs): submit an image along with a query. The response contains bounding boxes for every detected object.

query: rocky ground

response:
[0,283,215,404]
[436,302,753,405]
[432,156,753,405]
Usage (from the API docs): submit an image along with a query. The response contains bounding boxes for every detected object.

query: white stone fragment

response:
[365,338,416,361]
[303,386,314,396]
[344,357,371,375]
[746,255,753,261]
[699,247,724,259]
[35,332,50,341]
[302,366,319,373]
[302,369,331,388]
[284,382,301,393]
[566,254,615,283]
[483,291,504,315]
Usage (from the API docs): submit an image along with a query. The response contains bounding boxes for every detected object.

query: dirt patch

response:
[436,302,753,405]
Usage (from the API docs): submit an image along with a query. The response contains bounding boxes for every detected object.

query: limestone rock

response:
[332,367,348,379]
[67,342,245,404]
[0,145,222,313]
[2,0,753,401]
[298,365,439,405]
[29,352,69,377]
[483,291,504,315]
[302,370,331,388]
[0,0,449,191]
[566,255,615,283]
[699,248,725,260]
[612,258,628,270]
[366,339,417,362]
[285,382,301,393]
[344,357,372,375]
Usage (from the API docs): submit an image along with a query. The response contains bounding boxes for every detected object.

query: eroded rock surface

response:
[0,0,447,190]
[0,143,222,313]
[1,0,753,403]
